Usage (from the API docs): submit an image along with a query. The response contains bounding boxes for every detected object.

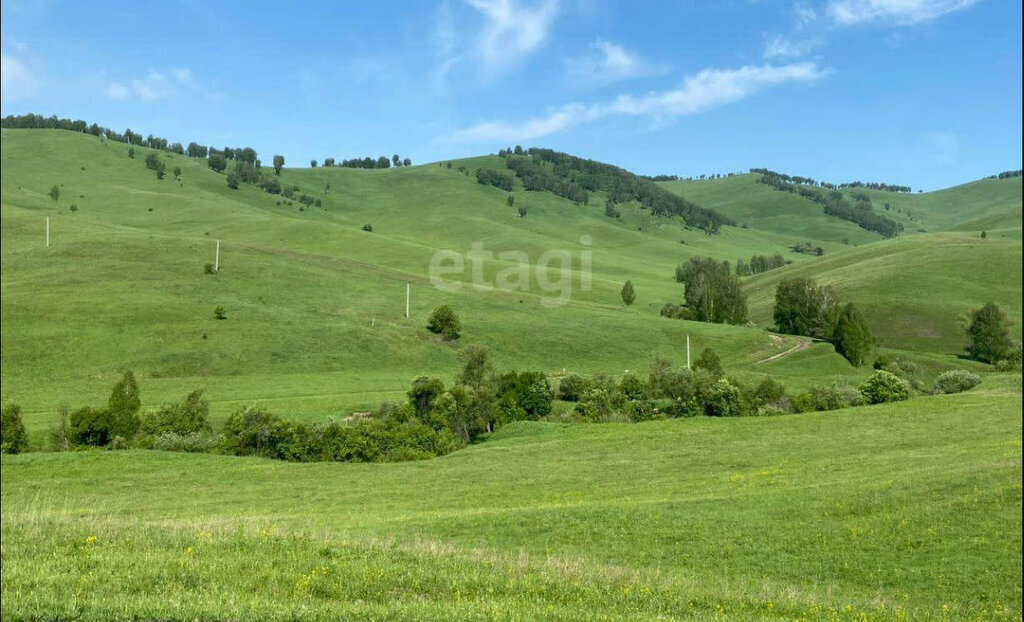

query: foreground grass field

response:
[2,383,1021,620]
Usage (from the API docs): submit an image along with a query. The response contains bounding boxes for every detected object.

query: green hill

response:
[2,129,849,435]
[2,126,1021,621]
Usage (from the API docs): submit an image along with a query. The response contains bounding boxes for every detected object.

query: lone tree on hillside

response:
[427,305,461,340]
[48,185,60,201]
[833,303,873,366]
[273,155,285,175]
[621,280,636,306]
[965,302,1015,363]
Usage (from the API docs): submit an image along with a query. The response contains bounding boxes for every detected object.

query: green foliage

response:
[408,376,445,415]
[932,370,981,395]
[773,277,838,339]
[557,373,591,402]
[204,263,216,274]
[693,348,723,376]
[475,168,514,191]
[965,302,1015,364]
[140,389,211,437]
[272,154,285,175]
[67,372,142,448]
[426,305,461,340]
[456,345,495,389]
[152,431,220,453]
[1,403,29,454]
[809,382,864,411]
[702,378,743,417]
[620,280,636,306]
[859,370,911,404]
[48,184,60,201]
[207,152,227,173]
[213,305,227,320]
[617,373,646,402]
[220,405,298,460]
[833,303,873,366]
[496,371,554,420]
[361,223,373,232]
[675,257,747,324]
[517,205,527,218]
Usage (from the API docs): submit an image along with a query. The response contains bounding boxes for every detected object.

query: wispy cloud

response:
[827,0,979,25]
[454,62,828,141]
[1,50,35,100]
[467,0,559,79]
[431,0,464,94]
[763,35,821,59]
[105,68,222,102]
[564,39,665,86]
[794,3,818,28]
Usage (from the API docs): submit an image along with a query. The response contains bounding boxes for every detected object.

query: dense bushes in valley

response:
[670,257,748,324]
[502,148,734,233]
[5,341,987,455]
[753,169,903,237]
[773,277,874,366]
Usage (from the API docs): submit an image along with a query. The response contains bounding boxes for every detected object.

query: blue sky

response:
[1,0,1020,190]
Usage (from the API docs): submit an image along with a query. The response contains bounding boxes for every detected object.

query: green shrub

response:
[617,373,646,401]
[573,388,614,422]
[1,404,29,454]
[557,373,590,402]
[859,371,911,404]
[362,223,373,232]
[693,348,723,376]
[204,263,216,274]
[809,382,864,411]
[214,305,227,320]
[702,378,743,417]
[932,370,981,395]
[497,371,553,420]
[141,389,211,436]
[426,305,461,340]
[220,406,299,460]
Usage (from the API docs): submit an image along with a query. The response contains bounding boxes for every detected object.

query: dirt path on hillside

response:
[754,339,812,365]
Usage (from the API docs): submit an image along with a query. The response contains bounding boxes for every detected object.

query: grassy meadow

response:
[1,127,1021,620]
[2,383,1022,620]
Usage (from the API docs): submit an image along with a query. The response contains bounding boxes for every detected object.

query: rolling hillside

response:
[1,127,1021,621]
[2,129,850,437]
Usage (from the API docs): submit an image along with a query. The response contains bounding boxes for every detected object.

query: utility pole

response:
[686,334,691,369]
[405,283,410,318]
[215,239,221,272]
[46,217,50,248]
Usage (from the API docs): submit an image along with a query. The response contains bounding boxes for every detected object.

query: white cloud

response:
[763,35,821,59]
[104,68,220,102]
[466,0,559,78]
[793,3,818,28]
[431,0,465,94]
[454,62,828,141]
[1,51,35,100]
[564,39,664,86]
[827,0,978,25]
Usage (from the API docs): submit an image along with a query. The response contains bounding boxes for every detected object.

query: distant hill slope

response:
[858,176,1022,233]
[2,129,853,433]
[744,231,1022,353]
[659,174,882,245]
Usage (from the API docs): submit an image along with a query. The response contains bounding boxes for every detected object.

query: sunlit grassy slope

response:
[2,383,1021,620]
[3,129,850,437]
[663,173,1022,353]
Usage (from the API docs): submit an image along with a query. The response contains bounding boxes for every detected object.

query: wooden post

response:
[46,217,50,248]
[405,283,410,319]
[215,239,220,272]
[686,334,691,370]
